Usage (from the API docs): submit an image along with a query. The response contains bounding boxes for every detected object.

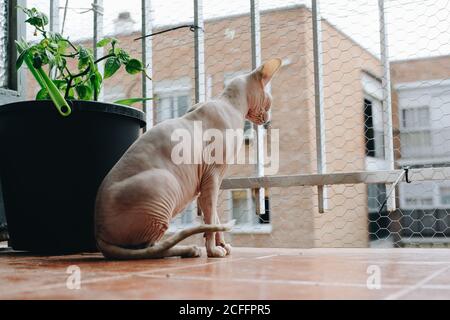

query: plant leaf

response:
[117,49,130,64]
[78,46,92,70]
[35,88,50,100]
[23,9,49,29]
[90,70,103,98]
[125,59,143,75]
[104,57,121,79]
[16,48,29,70]
[75,84,93,100]
[45,49,55,63]
[113,97,153,106]
[96,37,112,48]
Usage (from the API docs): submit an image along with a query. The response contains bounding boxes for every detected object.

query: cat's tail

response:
[96,220,235,260]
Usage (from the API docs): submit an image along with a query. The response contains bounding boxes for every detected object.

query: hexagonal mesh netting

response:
[19,0,450,248]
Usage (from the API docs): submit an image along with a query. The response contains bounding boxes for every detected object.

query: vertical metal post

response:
[49,0,59,79]
[378,0,396,211]
[251,0,265,215]
[194,0,205,104]
[49,0,59,33]
[194,0,206,217]
[93,0,104,100]
[142,0,154,131]
[312,0,327,213]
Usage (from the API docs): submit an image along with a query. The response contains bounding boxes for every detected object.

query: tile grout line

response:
[384,265,450,300]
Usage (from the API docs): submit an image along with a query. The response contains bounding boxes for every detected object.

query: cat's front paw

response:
[220,243,232,255]
[207,245,227,258]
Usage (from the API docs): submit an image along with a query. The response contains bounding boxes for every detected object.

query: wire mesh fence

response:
[18,0,450,248]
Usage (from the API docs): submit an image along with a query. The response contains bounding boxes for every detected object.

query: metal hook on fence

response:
[404,166,411,183]
[377,166,412,215]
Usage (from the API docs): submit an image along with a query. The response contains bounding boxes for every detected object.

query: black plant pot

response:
[0,100,145,254]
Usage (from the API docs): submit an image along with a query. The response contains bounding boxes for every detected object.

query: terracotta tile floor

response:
[1,245,450,299]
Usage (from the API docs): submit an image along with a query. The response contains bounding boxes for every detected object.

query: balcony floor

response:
[1,245,450,299]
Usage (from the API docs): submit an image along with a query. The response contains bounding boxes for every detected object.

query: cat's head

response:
[245,58,282,125]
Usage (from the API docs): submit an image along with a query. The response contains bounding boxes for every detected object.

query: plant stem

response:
[62,39,78,52]
[94,53,115,64]
[63,53,115,98]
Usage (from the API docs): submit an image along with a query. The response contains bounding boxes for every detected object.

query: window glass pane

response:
[417,107,430,127]
[374,130,385,158]
[0,0,8,88]
[402,107,430,128]
[157,97,173,122]
[368,184,386,212]
[403,108,415,128]
[364,99,375,157]
[232,190,249,225]
[177,95,189,116]
[179,202,195,225]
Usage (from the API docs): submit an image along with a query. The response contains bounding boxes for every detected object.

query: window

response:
[230,189,270,229]
[402,131,431,149]
[156,93,189,123]
[368,184,386,213]
[368,184,388,241]
[402,107,430,128]
[404,197,433,207]
[231,189,257,226]
[170,201,196,229]
[400,180,437,210]
[400,106,432,158]
[364,98,384,158]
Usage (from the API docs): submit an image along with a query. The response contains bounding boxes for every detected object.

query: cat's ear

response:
[253,58,282,87]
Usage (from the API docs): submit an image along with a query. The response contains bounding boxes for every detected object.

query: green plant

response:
[15,7,152,116]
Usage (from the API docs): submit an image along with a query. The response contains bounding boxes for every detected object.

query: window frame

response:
[363,95,385,159]
[400,106,431,131]
[399,105,432,158]
[227,189,272,234]
[0,0,26,101]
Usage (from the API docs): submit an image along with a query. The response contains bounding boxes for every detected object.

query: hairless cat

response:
[95,58,282,259]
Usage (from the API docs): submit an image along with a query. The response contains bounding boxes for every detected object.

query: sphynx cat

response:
[95,58,282,259]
